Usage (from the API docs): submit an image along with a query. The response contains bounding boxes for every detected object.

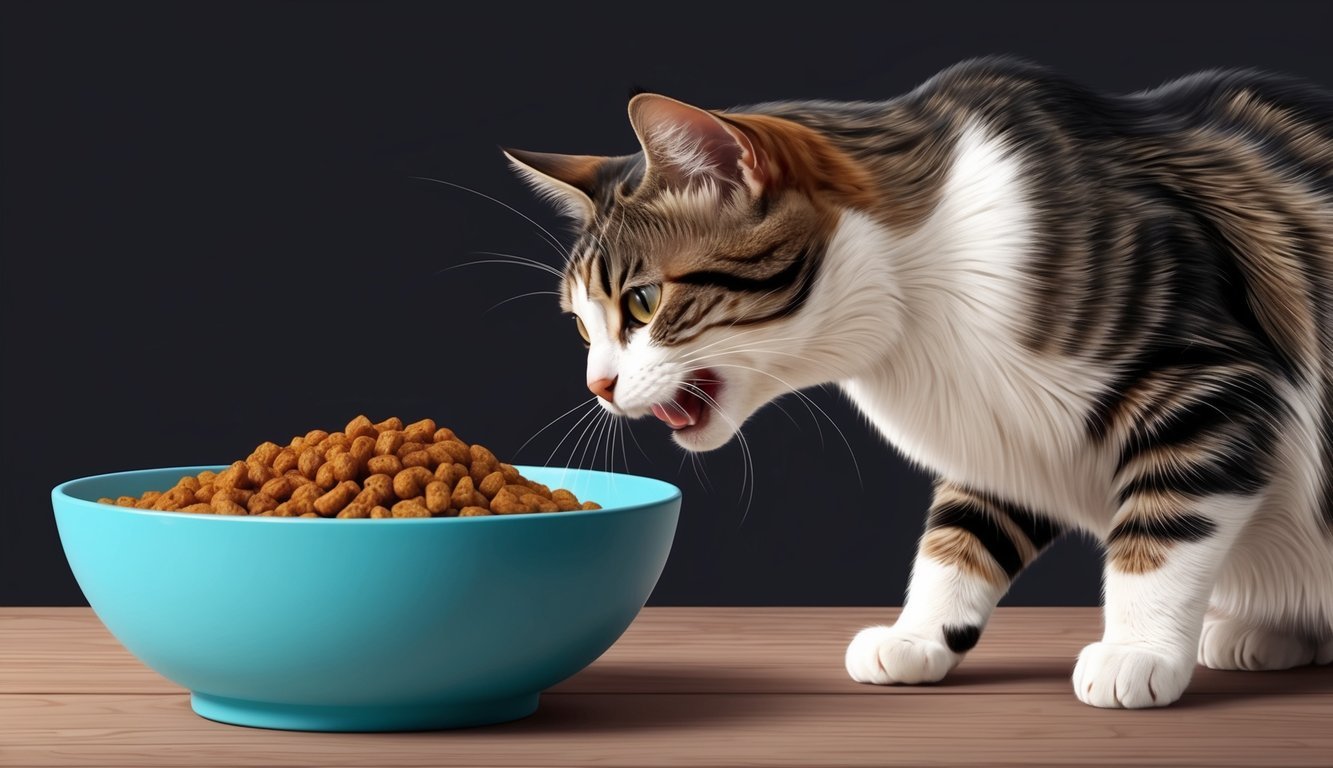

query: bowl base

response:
[190,691,540,732]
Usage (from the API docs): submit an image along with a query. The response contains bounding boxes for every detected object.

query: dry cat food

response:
[96,416,603,518]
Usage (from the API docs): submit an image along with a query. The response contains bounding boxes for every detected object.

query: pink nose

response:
[588,377,617,403]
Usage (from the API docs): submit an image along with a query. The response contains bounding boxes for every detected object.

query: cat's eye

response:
[625,284,661,326]
[574,315,590,344]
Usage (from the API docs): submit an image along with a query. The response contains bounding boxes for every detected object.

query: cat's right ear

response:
[503,148,605,225]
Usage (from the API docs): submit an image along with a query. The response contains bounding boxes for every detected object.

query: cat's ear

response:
[628,94,767,197]
[503,148,606,224]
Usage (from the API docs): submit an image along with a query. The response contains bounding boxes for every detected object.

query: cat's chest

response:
[839,349,1115,533]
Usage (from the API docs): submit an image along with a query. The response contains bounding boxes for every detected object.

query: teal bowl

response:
[52,465,680,731]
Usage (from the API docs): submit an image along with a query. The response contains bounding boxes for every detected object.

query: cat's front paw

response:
[845,626,958,685]
[1073,641,1193,708]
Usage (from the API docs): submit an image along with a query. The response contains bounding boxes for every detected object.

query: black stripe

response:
[1116,450,1270,504]
[943,625,982,654]
[671,247,807,293]
[1108,513,1217,544]
[988,498,1065,551]
[595,251,612,296]
[927,501,1024,578]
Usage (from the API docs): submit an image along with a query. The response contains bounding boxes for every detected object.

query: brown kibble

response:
[314,480,359,517]
[250,441,283,467]
[212,498,247,515]
[345,415,377,440]
[552,489,581,511]
[123,417,602,519]
[396,441,425,459]
[362,473,394,504]
[247,493,279,515]
[425,480,451,514]
[259,475,293,501]
[97,497,115,505]
[297,448,324,479]
[523,481,553,499]
[336,502,370,519]
[478,471,506,499]
[272,449,298,475]
[403,418,436,443]
[391,499,431,518]
[400,449,431,468]
[438,440,471,466]
[367,454,403,476]
[451,476,477,510]
[374,416,404,433]
[215,461,249,490]
[374,430,404,457]
[330,452,359,482]
[210,487,252,505]
[490,488,531,514]
[314,461,338,490]
[246,459,274,488]
[433,461,466,487]
[349,435,375,466]
[581,501,602,510]
[393,466,434,500]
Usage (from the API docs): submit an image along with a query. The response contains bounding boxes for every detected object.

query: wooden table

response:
[2,607,1331,766]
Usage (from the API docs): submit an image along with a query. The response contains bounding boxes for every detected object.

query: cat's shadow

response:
[424,661,1333,735]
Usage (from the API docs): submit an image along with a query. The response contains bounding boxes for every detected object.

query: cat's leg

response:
[847,481,1064,685]
[1198,610,1317,671]
[1074,492,1260,708]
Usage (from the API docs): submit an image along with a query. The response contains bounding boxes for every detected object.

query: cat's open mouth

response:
[650,370,721,432]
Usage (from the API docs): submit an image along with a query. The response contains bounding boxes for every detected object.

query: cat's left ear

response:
[503,148,606,224]
[628,94,768,198]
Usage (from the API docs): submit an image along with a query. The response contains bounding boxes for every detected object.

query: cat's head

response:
[506,94,883,452]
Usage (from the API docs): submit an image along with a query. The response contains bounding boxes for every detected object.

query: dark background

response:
[3,1,1329,607]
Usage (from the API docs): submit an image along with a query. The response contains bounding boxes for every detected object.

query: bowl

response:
[52,465,680,731]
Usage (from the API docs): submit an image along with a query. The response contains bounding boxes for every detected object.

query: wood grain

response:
[5,607,1329,696]
[2,692,1331,767]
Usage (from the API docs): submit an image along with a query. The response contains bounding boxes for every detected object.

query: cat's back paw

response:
[1198,613,1315,671]
[1073,641,1192,708]
[845,626,959,685]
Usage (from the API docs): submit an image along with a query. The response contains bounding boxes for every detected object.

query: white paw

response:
[845,626,958,685]
[1198,615,1313,671]
[1073,641,1193,708]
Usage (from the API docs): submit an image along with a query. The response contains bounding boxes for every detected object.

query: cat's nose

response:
[588,377,617,403]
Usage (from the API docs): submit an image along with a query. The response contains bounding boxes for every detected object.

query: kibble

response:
[97,415,603,518]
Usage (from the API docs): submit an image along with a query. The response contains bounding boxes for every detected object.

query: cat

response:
[505,57,1333,709]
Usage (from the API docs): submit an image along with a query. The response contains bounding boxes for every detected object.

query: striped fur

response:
[507,57,1333,708]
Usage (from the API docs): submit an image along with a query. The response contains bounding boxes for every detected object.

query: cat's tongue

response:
[651,395,702,430]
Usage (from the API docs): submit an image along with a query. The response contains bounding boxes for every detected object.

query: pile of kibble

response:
[97,416,602,518]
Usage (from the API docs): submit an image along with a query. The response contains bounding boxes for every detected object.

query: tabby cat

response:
[505,58,1332,708]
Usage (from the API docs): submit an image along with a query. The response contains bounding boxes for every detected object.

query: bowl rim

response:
[53,464,681,524]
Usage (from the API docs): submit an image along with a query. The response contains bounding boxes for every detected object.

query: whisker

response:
[686,362,861,488]
[483,290,561,316]
[410,176,568,260]
[514,397,598,460]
